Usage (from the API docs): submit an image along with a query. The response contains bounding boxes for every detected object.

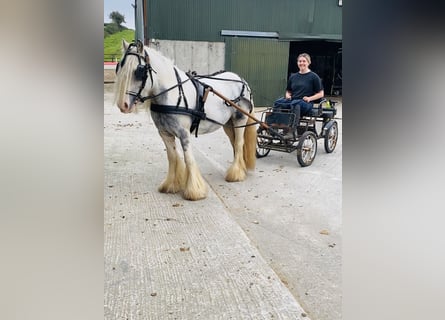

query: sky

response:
[104,0,136,29]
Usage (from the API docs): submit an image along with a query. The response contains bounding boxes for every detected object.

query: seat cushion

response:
[306,108,323,117]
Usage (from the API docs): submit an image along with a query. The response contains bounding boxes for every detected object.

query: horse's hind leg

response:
[178,130,208,201]
[223,125,235,151]
[158,132,186,194]
[225,125,247,182]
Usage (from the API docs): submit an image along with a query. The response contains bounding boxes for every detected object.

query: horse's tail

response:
[243,108,257,170]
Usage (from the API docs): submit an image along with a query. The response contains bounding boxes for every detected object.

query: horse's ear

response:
[144,50,150,64]
[122,39,130,51]
[136,39,144,54]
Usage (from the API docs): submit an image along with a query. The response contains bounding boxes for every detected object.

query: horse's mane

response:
[146,47,174,67]
[113,49,139,108]
[145,47,178,85]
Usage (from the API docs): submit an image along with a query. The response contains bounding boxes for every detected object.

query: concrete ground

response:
[104,83,342,320]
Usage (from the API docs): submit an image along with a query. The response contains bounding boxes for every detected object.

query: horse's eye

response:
[134,65,146,81]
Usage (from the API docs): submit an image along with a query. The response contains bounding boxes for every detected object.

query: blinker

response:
[134,65,147,81]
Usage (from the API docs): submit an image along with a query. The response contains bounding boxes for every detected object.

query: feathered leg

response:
[225,124,247,182]
[178,130,208,200]
[158,132,186,193]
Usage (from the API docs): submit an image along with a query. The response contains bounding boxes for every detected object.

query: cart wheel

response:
[324,121,338,153]
[256,129,271,158]
[296,131,317,167]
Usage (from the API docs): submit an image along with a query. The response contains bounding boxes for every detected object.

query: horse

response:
[114,40,257,201]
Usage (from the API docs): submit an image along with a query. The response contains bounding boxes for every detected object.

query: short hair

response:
[297,53,311,64]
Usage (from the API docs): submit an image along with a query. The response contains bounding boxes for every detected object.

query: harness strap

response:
[174,67,188,109]
[233,121,260,128]
[151,104,206,119]
[150,104,225,131]
[137,79,189,103]
[192,72,249,111]
[193,73,246,84]
[187,72,207,137]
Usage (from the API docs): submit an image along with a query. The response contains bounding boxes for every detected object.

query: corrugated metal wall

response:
[144,0,342,103]
[226,38,289,107]
[146,0,342,42]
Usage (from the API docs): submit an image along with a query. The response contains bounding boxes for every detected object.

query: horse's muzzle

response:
[119,102,133,113]
[119,94,140,113]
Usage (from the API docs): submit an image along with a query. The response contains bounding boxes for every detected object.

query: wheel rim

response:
[301,134,316,163]
[256,129,270,157]
[327,123,338,150]
[257,145,269,156]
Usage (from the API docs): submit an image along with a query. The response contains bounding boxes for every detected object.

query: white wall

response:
[148,39,225,75]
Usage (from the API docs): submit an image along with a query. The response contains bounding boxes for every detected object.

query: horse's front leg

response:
[158,132,186,194]
[178,130,208,201]
[225,125,247,182]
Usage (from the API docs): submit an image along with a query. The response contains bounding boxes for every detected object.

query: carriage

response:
[255,99,339,167]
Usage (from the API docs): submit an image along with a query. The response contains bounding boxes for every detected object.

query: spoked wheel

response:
[296,131,317,167]
[324,121,338,153]
[256,128,271,158]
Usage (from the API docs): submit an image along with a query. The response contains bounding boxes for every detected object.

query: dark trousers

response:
[273,97,313,116]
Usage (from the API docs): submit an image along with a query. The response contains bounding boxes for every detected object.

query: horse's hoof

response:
[225,170,246,182]
[182,184,208,200]
[158,183,181,194]
[182,190,207,201]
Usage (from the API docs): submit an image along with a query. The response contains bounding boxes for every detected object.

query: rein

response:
[131,70,248,106]
[136,75,191,103]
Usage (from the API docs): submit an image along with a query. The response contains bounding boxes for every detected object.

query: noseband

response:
[115,40,157,103]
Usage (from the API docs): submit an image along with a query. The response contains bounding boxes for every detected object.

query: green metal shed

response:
[225,38,289,106]
[143,0,342,106]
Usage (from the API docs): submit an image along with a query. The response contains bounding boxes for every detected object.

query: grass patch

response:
[104,29,135,62]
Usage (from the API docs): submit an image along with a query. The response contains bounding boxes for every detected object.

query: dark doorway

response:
[289,41,342,96]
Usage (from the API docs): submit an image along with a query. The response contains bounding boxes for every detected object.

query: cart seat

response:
[307,107,323,117]
[306,99,337,118]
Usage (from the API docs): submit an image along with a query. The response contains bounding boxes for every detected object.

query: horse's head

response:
[114,40,156,113]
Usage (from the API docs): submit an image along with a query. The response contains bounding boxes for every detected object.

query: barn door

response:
[226,38,289,107]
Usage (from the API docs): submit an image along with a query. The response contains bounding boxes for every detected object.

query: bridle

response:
[115,40,157,104]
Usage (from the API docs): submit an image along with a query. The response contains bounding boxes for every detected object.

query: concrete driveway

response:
[104,83,342,320]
